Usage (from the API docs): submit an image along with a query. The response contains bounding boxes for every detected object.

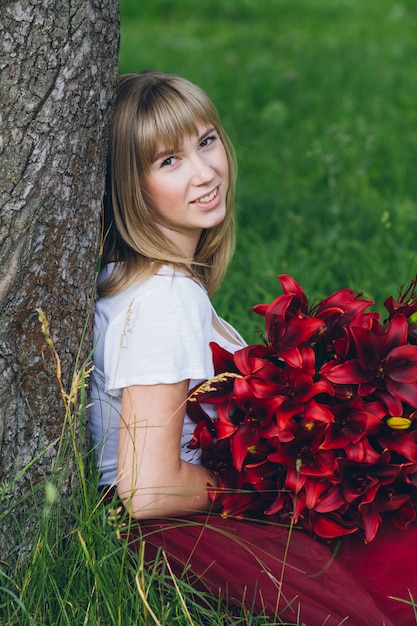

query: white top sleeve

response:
[102,272,215,394]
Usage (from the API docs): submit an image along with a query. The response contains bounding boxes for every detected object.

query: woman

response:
[90,71,414,625]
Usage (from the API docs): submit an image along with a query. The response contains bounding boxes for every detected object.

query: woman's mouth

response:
[191,187,220,207]
[195,188,217,203]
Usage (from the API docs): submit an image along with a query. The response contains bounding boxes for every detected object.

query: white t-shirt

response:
[90,264,246,486]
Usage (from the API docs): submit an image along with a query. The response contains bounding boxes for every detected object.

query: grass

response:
[119,0,417,340]
[1,319,274,625]
[2,0,417,623]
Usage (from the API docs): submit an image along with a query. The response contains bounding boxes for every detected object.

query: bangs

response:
[135,83,218,170]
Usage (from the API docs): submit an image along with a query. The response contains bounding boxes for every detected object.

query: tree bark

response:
[0,0,119,559]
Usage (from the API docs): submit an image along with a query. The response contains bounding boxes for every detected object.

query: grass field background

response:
[120,0,417,340]
[1,1,417,624]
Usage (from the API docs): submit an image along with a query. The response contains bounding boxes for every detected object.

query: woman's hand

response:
[117,381,217,519]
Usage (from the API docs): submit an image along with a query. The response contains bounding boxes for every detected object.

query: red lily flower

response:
[268,424,338,489]
[321,397,381,450]
[278,274,309,301]
[314,483,347,513]
[215,399,243,440]
[212,488,257,519]
[315,288,377,324]
[239,347,335,430]
[244,457,277,484]
[321,314,417,414]
[189,419,216,451]
[374,486,414,515]
[343,438,382,463]
[232,376,287,426]
[357,500,382,543]
[308,510,359,539]
[229,420,261,472]
[384,494,417,530]
[200,437,236,475]
[211,341,239,375]
[253,274,309,319]
[253,275,324,365]
[338,450,401,504]
[234,343,280,377]
[316,290,377,343]
[303,478,338,510]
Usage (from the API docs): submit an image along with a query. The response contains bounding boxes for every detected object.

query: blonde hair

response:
[100,70,237,297]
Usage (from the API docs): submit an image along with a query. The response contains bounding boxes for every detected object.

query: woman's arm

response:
[117,381,217,519]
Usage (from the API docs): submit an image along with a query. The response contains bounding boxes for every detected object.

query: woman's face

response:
[143,122,229,257]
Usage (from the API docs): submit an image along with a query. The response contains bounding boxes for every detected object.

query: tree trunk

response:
[0,0,119,560]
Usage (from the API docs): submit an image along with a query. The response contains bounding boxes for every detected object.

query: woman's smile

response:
[190,186,221,209]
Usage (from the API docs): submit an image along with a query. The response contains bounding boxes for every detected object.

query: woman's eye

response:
[200,134,217,148]
[160,156,176,168]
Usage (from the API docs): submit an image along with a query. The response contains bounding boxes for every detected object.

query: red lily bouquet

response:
[188,275,417,543]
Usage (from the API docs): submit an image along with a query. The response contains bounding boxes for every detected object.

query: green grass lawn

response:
[120,0,417,340]
[2,1,417,624]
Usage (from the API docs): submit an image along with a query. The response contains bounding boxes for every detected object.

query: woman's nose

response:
[190,154,215,184]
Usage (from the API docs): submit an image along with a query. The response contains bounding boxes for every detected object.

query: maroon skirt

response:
[112,505,417,625]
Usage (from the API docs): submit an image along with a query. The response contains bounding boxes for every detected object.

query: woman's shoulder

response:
[100,263,205,289]
[97,264,209,317]
[137,266,208,304]
[142,268,210,320]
